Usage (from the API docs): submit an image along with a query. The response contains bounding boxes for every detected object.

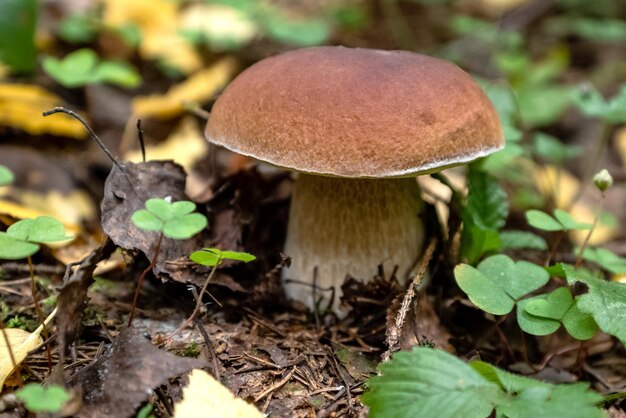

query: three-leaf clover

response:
[526,209,591,231]
[42,48,141,88]
[0,216,73,260]
[454,255,550,315]
[15,384,71,413]
[190,248,256,267]
[517,287,598,339]
[132,198,207,239]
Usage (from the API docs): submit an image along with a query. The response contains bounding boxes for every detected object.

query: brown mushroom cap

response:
[206,46,504,178]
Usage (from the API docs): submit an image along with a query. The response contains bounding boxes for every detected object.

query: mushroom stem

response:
[282,174,425,312]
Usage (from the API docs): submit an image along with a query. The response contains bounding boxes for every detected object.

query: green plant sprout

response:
[42,48,140,88]
[0,216,72,368]
[363,347,605,418]
[170,248,255,334]
[15,384,71,414]
[0,165,13,186]
[129,198,207,326]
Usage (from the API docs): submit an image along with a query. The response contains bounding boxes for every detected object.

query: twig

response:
[254,367,296,402]
[27,256,52,371]
[382,238,437,362]
[328,348,353,414]
[43,107,123,170]
[194,318,220,379]
[136,119,146,163]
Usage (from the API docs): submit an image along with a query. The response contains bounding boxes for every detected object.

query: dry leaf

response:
[132,57,237,119]
[124,116,208,173]
[615,127,626,171]
[0,308,56,389]
[534,165,616,245]
[103,0,201,73]
[173,369,263,418]
[0,84,86,138]
[179,4,258,50]
[0,188,95,235]
[534,165,579,208]
[479,0,530,14]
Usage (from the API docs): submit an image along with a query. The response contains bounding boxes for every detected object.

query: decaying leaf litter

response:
[2,0,626,416]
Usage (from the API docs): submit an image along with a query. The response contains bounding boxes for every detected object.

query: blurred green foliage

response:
[0,0,37,73]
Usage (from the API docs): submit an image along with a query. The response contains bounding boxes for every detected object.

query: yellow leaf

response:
[124,117,208,172]
[103,0,201,74]
[173,369,263,418]
[615,127,626,171]
[534,165,579,208]
[569,202,617,246]
[0,188,95,235]
[0,308,56,389]
[132,57,238,119]
[479,0,531,13]
[0,84,86,138]
[180,4,258,50]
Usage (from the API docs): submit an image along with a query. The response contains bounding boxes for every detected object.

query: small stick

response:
[382,238,437,362]
[136,119,146,163]
[194,318,220,379]
[27,256,52,370]
[43,107,123,170]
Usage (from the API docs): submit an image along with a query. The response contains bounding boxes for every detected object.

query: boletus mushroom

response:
[205,46,504,312]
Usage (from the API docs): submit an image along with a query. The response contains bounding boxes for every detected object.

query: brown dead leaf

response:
[173,369,263,418]
[68,328,203,418]
[56,238,117,356]
[0,84,86,137]
[101,160,211,285]
[132,57,237,119]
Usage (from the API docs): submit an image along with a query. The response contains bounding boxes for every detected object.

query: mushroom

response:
[205,46,504,312]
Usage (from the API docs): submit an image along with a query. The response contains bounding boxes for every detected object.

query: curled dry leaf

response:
[0,308,56,389]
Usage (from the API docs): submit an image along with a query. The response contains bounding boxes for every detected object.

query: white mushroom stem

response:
[282,174,425,312]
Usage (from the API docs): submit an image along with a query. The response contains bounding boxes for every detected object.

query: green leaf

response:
[0,233,40,260]
[0,0,37,73]
[532,132,583,163]
[471,362,604,418]
[132,210,164,231]
[461,226,502,265]
[516,84,572,127]
[57,14,97,43]
[524,287,573,320]
[0,165,14,186]
[133,199,207,239]
[455,264,515,315]
[464,169,509,230]
[260,12,330,46]
[517,297,562,335]
[562,301,598,340]
[189,248,222,267]
[92,60,141,88]
[580,247,626,274]
[162,213,207,239]
[42,48,141,88]
[499,230,548,250]
[15,384,71,413]
[455,255,549,315]
[525,210,564,231]
[553,209,592,230]
[42,48,98,87]
[362,348,500,418]
[572,84,626,124]
[563,265,626,345]
[190,248,256,266]
[6,216,72,243]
